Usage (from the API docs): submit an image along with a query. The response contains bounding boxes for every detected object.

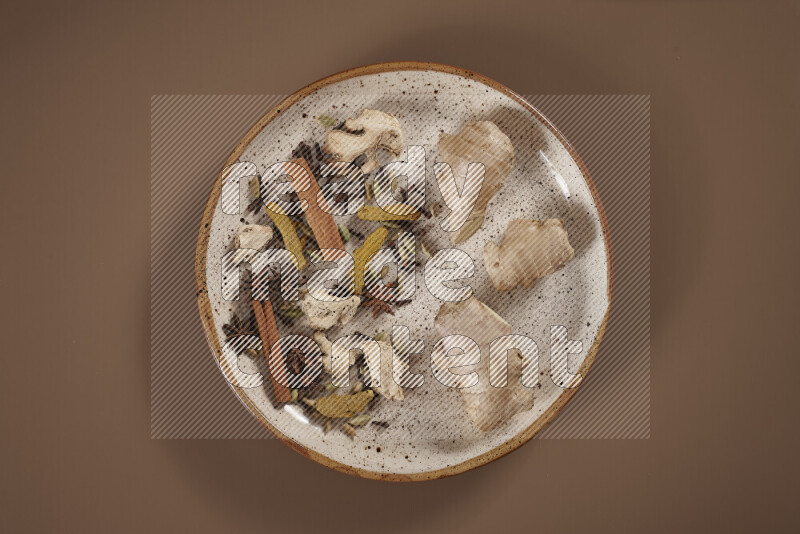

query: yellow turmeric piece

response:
[263,201,306,269]
[357,204,420,222]
[314,390,374,418]
[351,226,389,294]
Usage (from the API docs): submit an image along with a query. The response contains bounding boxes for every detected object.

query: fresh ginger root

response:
[483,219,575,292]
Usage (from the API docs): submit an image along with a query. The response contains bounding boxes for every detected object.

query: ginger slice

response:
[483,218,575,292]
[437,121,514,244]
[434,296,534,432]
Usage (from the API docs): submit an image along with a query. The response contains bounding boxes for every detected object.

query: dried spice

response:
[315,115,338,128]
[263,201,306,269]
[351,226,389,294]
[314,390,374,418]
[338,224,351,243]
[361,291,395,319]
[249,176,260,199]
[341,423,358,438]
[285,158,344,251]
[373,331,388,342]
[285,347,305,375]
[246,196,264,215]
[451,215,485,245]
[348,414,371,426]
[291,141,327,178]
[364,180,374,203]
[417,238,435,259]
[252,300,292,403]
[356,205,421,222]
[222,313,258,340]
[276,301,304,321]
[245,176,265,214]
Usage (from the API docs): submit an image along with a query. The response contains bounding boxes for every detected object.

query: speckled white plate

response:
[195,62,611,480]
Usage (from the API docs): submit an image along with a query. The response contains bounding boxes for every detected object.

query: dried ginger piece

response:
[484,219,574,292]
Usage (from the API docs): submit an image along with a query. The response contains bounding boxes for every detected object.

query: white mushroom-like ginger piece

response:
[235,224,273,251]
[313,332,406,401]
[484,219,574,292]
[364,341,407,401]
[323,109,404,174]
[300,293,360,330]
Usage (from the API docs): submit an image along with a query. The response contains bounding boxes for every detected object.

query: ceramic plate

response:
[196,62,611,480]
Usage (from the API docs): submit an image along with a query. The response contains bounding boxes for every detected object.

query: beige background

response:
[1,1,798,532]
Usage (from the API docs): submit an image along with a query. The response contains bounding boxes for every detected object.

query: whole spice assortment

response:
[224,109,546,440]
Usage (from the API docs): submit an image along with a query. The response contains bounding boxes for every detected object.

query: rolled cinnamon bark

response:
[252,300,292,402]
[287,158,344,250]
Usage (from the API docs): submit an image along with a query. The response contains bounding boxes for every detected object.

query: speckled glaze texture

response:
[196,63,611,480]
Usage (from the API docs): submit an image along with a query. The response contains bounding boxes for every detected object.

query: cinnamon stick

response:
[252,300,292,402]
[251,158,344,404]
[288,158,345,250]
